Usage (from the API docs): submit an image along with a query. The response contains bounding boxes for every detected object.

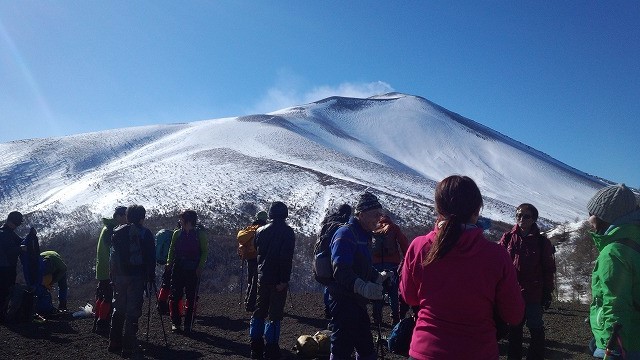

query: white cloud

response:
[248,71,394,115]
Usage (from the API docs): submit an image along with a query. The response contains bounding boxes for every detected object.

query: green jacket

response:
[166,227,208,270]
[95,218,118,281]
[589,213,640,352]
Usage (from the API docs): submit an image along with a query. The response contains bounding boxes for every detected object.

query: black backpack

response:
[110,224,146,275]
[312,222,355,285]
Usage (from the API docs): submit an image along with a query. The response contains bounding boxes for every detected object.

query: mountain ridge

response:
[0,93,612,237]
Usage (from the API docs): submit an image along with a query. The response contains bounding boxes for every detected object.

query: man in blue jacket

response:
[328,192,389,360]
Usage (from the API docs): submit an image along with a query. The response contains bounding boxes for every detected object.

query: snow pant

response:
[0,267,16,323]
[250,283,288,358]
[245,258,258,312]
[329,295,376,360]
[110,275,145,350]
[169,265,198,329]
[508,302,545,360]
[372,262,399,324]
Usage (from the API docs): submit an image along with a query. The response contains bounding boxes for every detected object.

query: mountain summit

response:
[0,93,607,233]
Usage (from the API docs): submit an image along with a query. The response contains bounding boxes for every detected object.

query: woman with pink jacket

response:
[399,175,524,360]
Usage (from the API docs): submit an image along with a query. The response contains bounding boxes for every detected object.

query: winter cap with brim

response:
[7,211,23,226]
[256,211,268,222]
[355,192,382,214]
[587,183,637,224]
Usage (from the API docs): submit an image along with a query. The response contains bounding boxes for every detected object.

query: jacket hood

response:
[590,220,640,252]
[102,217,118,228]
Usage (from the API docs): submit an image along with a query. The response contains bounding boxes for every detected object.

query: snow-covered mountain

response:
[0,93,609,236]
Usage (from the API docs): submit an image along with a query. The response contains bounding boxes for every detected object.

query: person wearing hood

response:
[500,203,556,359]
[586,184,640,359]
[94,206,127,333]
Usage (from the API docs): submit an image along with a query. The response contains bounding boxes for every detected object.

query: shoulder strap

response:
[615,238,640,254]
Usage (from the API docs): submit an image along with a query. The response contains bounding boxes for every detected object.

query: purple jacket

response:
[499,224,556,303]
[400,227,524,360]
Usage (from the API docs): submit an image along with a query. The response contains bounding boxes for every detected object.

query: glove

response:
[376,271,391,285]
[353,278,383,300]
[542,292,552,310]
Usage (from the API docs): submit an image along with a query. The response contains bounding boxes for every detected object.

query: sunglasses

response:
[516,213,532,220]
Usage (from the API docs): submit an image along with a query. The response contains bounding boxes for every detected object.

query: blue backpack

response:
[387,316,415,356]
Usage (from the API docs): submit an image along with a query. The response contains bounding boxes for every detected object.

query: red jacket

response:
[499,224,556,303]
[371,217,409,265]
[400,227,524,360]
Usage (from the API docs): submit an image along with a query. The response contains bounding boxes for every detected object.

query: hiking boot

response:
[264,343,281,360]
[250,339,264,359]
[107,341,122,354]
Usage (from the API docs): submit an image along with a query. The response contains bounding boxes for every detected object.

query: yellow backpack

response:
[237,224,260,260]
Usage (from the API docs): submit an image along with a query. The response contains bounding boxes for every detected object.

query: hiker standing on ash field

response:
[108,205,156,357]
[500,203,556,360]
[166,209,208,334]
[585,184,640,359]
[400,175,524,360]
[249,201,296,360]
[0,211,25,323]
[370,214,409,327]
[238,210,268,313]
[94,205,127,334]
[327,192,390,360]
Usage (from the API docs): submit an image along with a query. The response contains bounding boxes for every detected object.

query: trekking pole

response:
[239,259,245,306]
[91,303,98,333]
[152,281,168,346]
[376,319,386,359]
[191,276,201,331]
[287,283,294,310]
[146,282,152,342]
[603,323,622,360]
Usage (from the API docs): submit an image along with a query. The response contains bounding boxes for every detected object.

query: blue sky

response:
[1,1,638,189]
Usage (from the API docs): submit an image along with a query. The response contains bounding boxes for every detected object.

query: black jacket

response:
[255,219,295,285]
[0,224,22,268]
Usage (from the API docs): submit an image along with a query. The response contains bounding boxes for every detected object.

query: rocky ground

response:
[0,292,594,359]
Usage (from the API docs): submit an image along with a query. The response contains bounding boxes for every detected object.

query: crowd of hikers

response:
[1,176,639,360]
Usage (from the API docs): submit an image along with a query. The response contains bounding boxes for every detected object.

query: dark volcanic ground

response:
[0,293,593,359]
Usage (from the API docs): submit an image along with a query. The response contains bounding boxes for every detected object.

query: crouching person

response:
[249,202,296,360]
[108,205,155,357]
[37,250,68,314]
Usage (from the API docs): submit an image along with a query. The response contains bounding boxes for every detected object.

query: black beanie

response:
[268,201,288,220]
[7,211,24,226]
[355,192,382,214]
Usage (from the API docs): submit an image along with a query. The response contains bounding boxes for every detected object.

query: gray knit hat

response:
[355,192,382,214]
[587,184,637,223]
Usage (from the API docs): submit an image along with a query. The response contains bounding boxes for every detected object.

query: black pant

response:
[0,267,17,322]
[170,266,198,327]
[245,259,258,311]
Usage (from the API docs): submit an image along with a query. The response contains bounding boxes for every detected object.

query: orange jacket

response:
[371,216,409,265]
